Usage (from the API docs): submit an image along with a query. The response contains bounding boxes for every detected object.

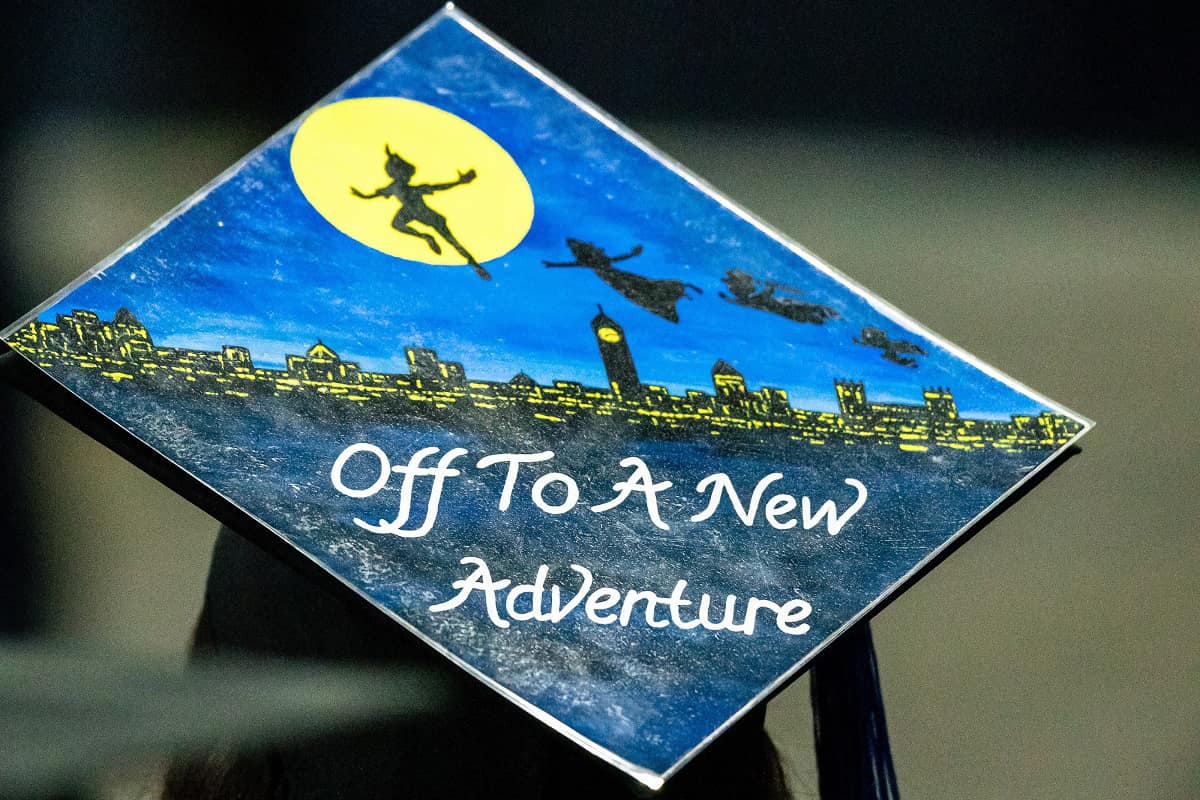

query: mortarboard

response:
[0,6,1091,790]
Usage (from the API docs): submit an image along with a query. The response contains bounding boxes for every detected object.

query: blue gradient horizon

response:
[40,15,1046,420]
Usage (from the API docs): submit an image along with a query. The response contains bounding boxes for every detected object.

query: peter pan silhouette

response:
[351,145,489,280]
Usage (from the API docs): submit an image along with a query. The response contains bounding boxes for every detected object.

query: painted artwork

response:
[1,8,1091,789]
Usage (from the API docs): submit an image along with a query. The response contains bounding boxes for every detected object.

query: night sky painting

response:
[4,8,1090,788]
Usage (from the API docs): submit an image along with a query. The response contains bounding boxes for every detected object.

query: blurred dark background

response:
[0,3,1196,798]
[3,2,1197,144]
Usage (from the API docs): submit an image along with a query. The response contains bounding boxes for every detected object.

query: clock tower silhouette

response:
[591,306,642,398]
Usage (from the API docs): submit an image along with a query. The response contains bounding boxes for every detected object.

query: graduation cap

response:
[0,6,1091,794]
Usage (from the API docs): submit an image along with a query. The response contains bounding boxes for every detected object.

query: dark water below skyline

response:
[59,372,1040,775]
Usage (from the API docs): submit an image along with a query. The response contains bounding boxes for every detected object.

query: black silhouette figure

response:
[719,269,838,324]
[351,145,490,280]
[853,326,928,368]
[542,239,701,323]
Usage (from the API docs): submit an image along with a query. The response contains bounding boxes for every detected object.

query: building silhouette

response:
[592,305,641,399]
[8,307,1083,452]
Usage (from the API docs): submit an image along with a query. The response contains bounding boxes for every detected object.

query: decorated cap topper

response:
[1,7,1090,789]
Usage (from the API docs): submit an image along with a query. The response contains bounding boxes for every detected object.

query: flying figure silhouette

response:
[853,326,928,368]
[351,145,489,280]
[542,238,701,323]
[719,269,838,324]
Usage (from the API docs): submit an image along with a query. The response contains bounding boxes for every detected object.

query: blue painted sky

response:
[35,15,1050,419]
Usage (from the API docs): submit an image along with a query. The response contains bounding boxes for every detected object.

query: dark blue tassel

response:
[810,621,901,800]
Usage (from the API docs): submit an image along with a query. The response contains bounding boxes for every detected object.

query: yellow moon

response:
[290,97,533,265]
